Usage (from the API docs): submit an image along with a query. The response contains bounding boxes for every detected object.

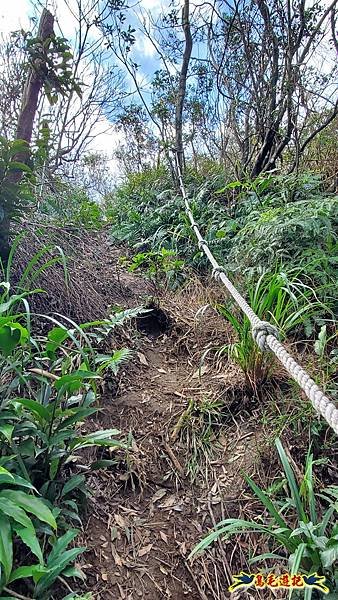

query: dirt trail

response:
[65,251,265,600]
[17,229,336,600]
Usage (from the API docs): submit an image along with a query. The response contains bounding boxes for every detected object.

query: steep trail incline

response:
[63,240,265,600]
[18,228,288,599]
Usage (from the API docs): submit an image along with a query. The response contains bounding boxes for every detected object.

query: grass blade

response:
[275,438,307,523]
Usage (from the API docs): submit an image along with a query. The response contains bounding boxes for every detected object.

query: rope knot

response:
[198,238,207,250]
[212,265,227,281]
[252,320,279,351]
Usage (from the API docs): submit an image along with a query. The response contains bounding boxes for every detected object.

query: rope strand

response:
[174,153,338,435]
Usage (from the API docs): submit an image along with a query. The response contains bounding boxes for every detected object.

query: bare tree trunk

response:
[0,9,54,265]
[175,0,192,171]
[13,9,54,179]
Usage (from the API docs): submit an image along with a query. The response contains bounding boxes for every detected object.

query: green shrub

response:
[215,270,329,390]
[0,247,144,597]
[0,136,34,264]
[109,167,337,320]
[126,247,185,288]
[41,185,105,230]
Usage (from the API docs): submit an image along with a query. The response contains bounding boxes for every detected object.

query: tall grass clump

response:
[214,270,328,391]
[191,438,338,597]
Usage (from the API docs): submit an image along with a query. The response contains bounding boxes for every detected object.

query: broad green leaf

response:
[304,586,313,600]
[302,449,317,524]
[56,407,97,431]
[81,429,120,440]
[12,523,43,563]
[61,475,85,498]
[14,398,49,421]
[8,564,47,584]
[320,540,338,568]
[8,161,31,173]
[244,473,289,530]
[0,325,21,356]
[275,438,307,523]
[62,566,85,580]
[0,474,35,490]
[54,370,99,392]
[0,425,14,442]
[0,491,56,529]
[49,458,60,481]
[0,294,30,315]
[0,513,13,583]
[36,547,85,595]
[0,498,34,529]
[289,542,306,575]
[71,437,125,450]
[47,529,79,566]
[8,139,29,155]
[5,322,29,345]
[0,467,14,479]
[46,327,69,359]
[48,430,77,447]
[189,518,292,558]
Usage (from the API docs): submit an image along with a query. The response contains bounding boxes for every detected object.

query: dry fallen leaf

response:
[115,514,127,528]
[160,565,169,575]
[228,454,244,463]
[192,365,209,379]
[210,482,218,495]
[137,352,148,366]
[151,488,167,504]
[116,582,126,599]
[138,543,153,557]
[179,541,187,555]
[111,544,123,567]
[159,530,168,543]
[159,494,177,508]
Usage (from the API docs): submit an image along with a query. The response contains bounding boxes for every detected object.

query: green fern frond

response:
[95,348,133,375]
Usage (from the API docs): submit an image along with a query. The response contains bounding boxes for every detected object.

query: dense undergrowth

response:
[1,2,337,596]
[191,438,338,597]
[0,158,337,598]
[0,243,144,598]
[107,165,337,384]
[107,166,337,313]
[105,163,338,597]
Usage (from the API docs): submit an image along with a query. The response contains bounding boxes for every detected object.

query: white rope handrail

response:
[174,154,338,435]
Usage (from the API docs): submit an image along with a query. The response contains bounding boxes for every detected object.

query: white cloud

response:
[46,0,78,40]
[88,120,124,176]
[134,35,157,59]
[140,0,165,13]
[47,0,101,42]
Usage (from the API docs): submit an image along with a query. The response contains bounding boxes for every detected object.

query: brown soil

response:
[47,239,268,600]
[13,225,155,322]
